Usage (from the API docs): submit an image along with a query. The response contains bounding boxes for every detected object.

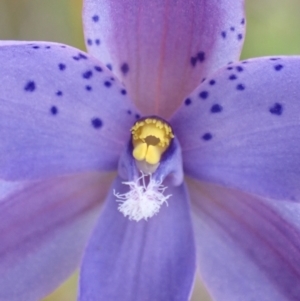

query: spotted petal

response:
[79,177,196,301]
[188,177,300,301]
[0,42,139,181]
[171,57,300,201]
[0,172,114,301]
[83,0,245,118]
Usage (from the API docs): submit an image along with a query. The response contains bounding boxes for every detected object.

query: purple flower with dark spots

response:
[1,1,300,301]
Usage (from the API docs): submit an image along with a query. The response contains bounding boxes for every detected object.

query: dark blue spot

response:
[242,61,248,64]
[79,53,87,59]
[50,106,58,115]
[56,91,63,96]
[135,114,140,119]
[32,46,40,49]
[229,74,237,80]
[95,39,100,45]
[110,77,115,81]
[121,63,129,75]
[185,98,192,106]
[24,81,35,92]
[269,103,283,115]
[73,53,88,61]
[121,89,127,95]
[92,15,99,22]
[209,80,216,85]
[201,78,206,83]
[227,67,233,70]
[86,85,92,91]
[270,58,280,61]
[190,56,197,67]
[199,91,209,99]
[87,39,93,46]
[211,104,223,113]
[241,18,245,25]
[236,84,245,90]
[236,66,243,72]
[106,64,112,71]
[274,64,283,71]
[82,70,93,79]
[104,81,111,87]
[60,45,66,48]
[197,52,205,62]
[59,63,66,71]
[91,117,102,128]
[94,66,103,72]
[237,34,243,40]
[230,26,235,31]
[45,46,51,49]
[127,110,132,115]
[202,133,212,141]
[221,31,226,39]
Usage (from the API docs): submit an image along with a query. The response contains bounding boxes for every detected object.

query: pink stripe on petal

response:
[83,0,245,118]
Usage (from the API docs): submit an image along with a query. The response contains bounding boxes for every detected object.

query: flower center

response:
[131,118,174,173]
[115,117,178,222]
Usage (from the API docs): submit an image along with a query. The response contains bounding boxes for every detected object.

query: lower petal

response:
[79,176,196,301]
[187,177,300,301]
[0,172,114,301]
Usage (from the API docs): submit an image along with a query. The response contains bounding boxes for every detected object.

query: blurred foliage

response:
[0,0,84,49]
[243,0,300,58]
[43,273,78,301]
[1,0,300,57]
[0,0,299,300]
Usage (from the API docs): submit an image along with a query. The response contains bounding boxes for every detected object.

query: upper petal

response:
[171,57,300,201]
[188,177,300,301]
[0,172,114,301]
[83,0,245,118]
[78,176,196,301]
[0,42,140,181]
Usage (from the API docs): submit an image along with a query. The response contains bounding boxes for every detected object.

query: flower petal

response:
[0,42,139,181]
[78,176,196,301]
[83,0,245,118]
[187,177,300,301]
[171,57,300,201]
[0,171,115,301]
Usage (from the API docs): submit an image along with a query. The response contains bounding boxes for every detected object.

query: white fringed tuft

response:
[114,174,171,222]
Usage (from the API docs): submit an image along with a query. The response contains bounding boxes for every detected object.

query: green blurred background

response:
[0,0,299,300]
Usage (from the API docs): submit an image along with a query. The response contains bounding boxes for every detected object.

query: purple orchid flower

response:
[1,1,300,301]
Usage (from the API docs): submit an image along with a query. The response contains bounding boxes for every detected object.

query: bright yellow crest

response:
[131,118,174,166]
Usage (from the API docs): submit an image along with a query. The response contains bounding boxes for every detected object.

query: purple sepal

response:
[78,176,196,301]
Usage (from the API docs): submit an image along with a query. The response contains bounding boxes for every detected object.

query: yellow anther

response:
[131,117,174,171]
[133,142,147,161]
[145,145,161,165]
